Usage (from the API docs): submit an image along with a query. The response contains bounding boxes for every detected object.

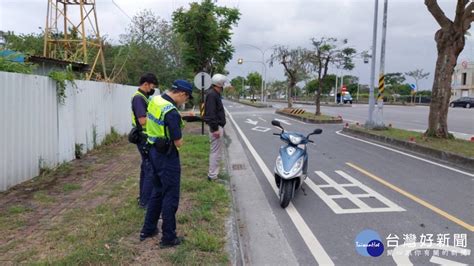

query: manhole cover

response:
[232,164,246,170]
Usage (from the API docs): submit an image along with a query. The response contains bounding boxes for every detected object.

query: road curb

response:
[342,127,474,171]
[227,98,272,108]
[222,113,299,265]
[222,134,245,266]
[275,110,343,124]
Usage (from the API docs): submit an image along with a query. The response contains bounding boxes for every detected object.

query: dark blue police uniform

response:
[131,89,154,207]
[140,93,183,243]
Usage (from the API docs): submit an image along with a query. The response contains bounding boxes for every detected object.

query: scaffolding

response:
[43,0,107,80]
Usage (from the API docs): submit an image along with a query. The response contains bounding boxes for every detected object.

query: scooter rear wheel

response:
[279,180,294,208]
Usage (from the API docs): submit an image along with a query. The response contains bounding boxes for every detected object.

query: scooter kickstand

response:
[301,185,307,196]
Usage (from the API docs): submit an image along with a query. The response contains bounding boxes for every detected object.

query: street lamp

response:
[237,57,266,102]
[238,44,276,102]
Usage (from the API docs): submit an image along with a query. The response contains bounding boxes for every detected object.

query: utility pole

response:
[366,0,379,127]
[374,0,388,128]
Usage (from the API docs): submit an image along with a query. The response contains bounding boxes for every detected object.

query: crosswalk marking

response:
[306,170,405,214]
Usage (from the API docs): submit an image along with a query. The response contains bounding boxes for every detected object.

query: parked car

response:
[449,97,474,108]
[337,92,353,104]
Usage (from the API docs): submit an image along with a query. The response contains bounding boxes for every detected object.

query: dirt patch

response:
[0,138,141,262]
[0,121,225,264]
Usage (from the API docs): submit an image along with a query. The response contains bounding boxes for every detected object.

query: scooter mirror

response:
[313,129,323,134]
[271,120,282,128]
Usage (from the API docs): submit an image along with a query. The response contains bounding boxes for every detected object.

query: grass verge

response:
[236,99,272,108]
[349,125,474,158]
[298,111,339,120]
[0,124,231,265]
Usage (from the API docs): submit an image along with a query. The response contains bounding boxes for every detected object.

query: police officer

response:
[132,73,158,208]
[139,79,193,248]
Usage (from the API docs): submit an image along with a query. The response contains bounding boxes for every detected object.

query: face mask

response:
[148,88,155,96]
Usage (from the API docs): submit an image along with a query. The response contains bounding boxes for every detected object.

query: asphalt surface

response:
[270,102,474,140]
[225,100,473,265]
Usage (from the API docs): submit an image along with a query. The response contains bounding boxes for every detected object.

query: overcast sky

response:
[1,0,473,90]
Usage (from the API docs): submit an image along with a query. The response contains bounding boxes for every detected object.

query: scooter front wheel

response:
[279,180,294,208]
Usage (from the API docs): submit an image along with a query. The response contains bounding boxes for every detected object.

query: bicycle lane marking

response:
[226,108,334,265]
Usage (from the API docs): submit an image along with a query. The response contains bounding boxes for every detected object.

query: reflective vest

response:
[131,90,150,130]
[146,95,185,144]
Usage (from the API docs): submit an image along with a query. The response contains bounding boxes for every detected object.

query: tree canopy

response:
[172,0,240,74]
[269,46,310,107]
[307,37,357,114]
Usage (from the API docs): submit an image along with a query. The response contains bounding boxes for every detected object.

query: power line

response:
[111,0,132,21]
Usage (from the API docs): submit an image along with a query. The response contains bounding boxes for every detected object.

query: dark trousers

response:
[137,141,154,207]
[141,146,181,242]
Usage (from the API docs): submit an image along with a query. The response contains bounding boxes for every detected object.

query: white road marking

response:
[336,130,474,177]
[252,126,271,132]
[245,118,258,125]
[391,243,471,265]
[277,114,309,125]
[258,117,267,122]
[429,255,468,266]
[274,118,291,125]
[225,109,334,265]
[305,171,405,214]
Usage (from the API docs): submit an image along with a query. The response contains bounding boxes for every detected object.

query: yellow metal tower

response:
[43,0,107,80]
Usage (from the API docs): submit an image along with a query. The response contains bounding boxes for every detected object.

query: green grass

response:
[162,134,230,265]
[33,191,56,204]
[7,204,30,214]
[0,206,28,234]
[3,133,231,265]
[238,99,271,107]
[42,194,143,265]
[350,126,474,158]
[101,127,123,146]
[299,112,338,120]
[62,183,81,192]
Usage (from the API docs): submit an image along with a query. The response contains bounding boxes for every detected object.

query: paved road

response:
[225,100,473,265]
[271,102,474,140]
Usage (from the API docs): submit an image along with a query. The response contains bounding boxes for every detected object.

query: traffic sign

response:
[341,86,347,92]
[193,72,212,90]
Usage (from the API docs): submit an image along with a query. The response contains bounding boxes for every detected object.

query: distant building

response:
[27,55,89,76]
[1,50,89,76]
[451,60,474,100]
[0,30,6,48]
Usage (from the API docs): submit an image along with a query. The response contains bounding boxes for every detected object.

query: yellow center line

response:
[346,162,474,232]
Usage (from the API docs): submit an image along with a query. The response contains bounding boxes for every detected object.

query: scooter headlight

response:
[276,156,284,173]
[290,157,304,175]
[289,135,302,145]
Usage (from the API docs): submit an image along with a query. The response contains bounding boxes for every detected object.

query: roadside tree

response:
[425,0,472,138]
[269,46,310,108]
[246,72,262,100]
[308,37,356,115]
[172,0,240,74]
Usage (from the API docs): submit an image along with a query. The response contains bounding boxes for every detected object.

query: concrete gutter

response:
[223,117,298,265]
[342,127,474,171]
